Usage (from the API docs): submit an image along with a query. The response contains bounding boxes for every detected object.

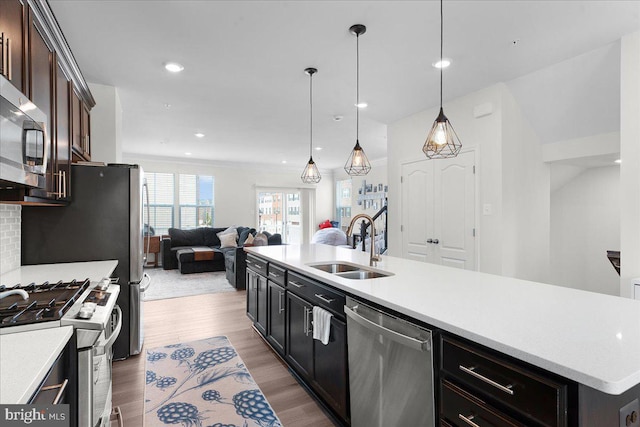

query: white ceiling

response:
[48,1,640,170]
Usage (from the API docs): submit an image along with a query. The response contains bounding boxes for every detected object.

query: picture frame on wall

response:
[378,183,383,191]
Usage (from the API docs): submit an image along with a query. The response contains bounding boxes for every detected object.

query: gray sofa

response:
[160,226,282,289]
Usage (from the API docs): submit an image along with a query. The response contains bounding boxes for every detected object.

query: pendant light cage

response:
[345,24,371,176]
[301,67,321,184]
[423,0,462,159]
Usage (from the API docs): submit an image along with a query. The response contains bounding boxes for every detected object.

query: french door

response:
[257,189,302,244]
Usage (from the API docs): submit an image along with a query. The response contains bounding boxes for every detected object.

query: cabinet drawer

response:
[441,380,525,427]
[267,263,286,286]
[288,271,346,317]
[442,337,566,427]
[246,254,267,276]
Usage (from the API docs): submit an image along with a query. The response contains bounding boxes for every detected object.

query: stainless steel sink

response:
[335,270,392,280]
[307,262,393,280]
[309,263,361,273]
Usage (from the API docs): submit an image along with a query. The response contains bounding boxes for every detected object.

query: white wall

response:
[550,166,620,295]
[620,31,640,298]
[88,83,123,164]
[122,154,333,243]
[387,84,505,275]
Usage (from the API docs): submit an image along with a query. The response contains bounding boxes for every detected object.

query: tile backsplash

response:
[0,204,21,274]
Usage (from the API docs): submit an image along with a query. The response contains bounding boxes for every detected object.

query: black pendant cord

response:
[439,0,443,110]
[309,71,313,159]
[356,32,360,142]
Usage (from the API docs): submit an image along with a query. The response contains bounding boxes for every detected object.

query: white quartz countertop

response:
[247,244,640,395]
[0,260,118,286]
[0,326,73,404]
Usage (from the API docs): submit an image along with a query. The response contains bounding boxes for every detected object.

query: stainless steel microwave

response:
[0,74,48,189]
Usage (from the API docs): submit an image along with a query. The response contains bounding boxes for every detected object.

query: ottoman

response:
[176,247,225,274]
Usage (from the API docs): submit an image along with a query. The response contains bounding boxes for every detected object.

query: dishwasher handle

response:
[344,305,431,352]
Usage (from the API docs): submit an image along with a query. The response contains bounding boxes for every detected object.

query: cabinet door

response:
[255,274,268,336]
[246,270,257,322]
[81,102,90,160]
[286,292,313,379]
[28,11,55,197]
[267,281,285,355]
[55,60,71,200]
[0,0,26,92]
[313,317,349,421]
[71,89,83,158]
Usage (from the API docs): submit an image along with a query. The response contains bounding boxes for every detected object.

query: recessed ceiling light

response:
[355,102,368,108]
[165,62,184,73]
[195,133,205,138]
[282,160,287,164]
[164,103,171,109]
[315,147,323,151]
[615,159,621,164]
[433,59,451,69]
[185,152,192,156]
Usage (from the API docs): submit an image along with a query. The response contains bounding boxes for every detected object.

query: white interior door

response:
[401,151,476,270]
[401,161,433,262]
[433,151,476,269]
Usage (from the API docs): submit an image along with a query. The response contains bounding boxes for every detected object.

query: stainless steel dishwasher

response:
[345,296,435,427]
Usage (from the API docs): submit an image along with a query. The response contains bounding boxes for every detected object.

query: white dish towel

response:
[312,306,333,345]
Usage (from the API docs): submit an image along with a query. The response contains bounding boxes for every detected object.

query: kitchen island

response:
[246,244,640,426]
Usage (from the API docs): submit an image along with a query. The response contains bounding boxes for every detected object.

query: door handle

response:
[432,239,439,244]
[426,239,433,243]
[278,291,284,314]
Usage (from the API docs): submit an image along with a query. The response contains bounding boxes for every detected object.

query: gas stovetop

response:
[0,279,110,328]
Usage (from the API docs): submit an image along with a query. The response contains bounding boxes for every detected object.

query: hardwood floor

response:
[112,290,336,426]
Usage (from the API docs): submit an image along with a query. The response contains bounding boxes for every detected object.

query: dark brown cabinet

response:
[28,10,55,198]
[440,336,572,427]
[267,280,285,355]
[286,291,314,379]
[0,0,27,92]
[54,60,71,200]
[71,89,91,162]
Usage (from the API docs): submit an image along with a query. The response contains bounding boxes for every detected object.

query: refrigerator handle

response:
[140,273,152,293]
[143,180,151,264]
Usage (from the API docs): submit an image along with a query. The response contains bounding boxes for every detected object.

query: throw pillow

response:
[238,227,256,246]
[216,226,237,241]
[219,232,238,248]
[253,233,268,246]
[244,233,255,245]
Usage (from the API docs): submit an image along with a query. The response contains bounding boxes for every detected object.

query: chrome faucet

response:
[0,289,29,300]
[346,213,381,267]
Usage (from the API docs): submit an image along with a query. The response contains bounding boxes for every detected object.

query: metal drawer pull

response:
[278,291,284,313]
[289,281,304,288]
[254,264,263,269]
[314,293,335,304]
[41,378,69,405]
[459,365,514,395]
[269,271,280,277]
[458,414,481,427]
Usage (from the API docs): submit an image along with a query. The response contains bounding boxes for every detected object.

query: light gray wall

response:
[550,166,620,295]
[88,83,123,164]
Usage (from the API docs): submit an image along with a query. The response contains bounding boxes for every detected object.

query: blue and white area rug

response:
[144,336,282,427]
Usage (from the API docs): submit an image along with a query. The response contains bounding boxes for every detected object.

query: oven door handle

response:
[140,272,152,293]
[94,305,123,356]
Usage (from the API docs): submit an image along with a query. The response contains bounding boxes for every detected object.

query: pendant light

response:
[344,24,371,176]
[301,67,321,184]
[423,0,462,159]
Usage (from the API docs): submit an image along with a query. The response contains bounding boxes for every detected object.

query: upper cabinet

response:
[0,0,95,204]
[0,0,27,93]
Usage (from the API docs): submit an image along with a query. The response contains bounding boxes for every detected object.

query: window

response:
[179,174,214,229]
[336,179,352,229]
[145,172,174,236]
[144,172,214,235]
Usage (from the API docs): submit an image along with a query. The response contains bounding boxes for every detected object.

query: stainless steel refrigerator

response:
[21,163,151,360]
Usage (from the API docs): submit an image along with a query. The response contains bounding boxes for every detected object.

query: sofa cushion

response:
[220,232,238,248]
[169,228,205,247]
[268,234,282,245]
[238,227,256,246]
[204,227,228,247]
